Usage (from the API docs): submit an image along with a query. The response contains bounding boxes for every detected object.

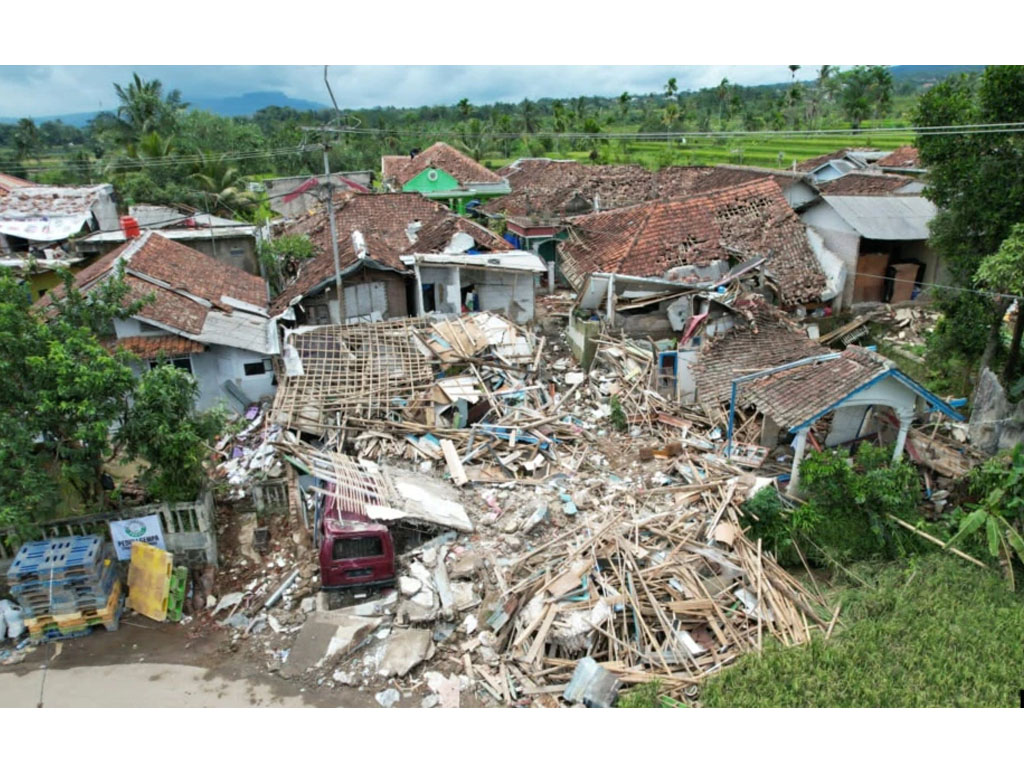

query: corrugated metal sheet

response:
[823,195,937,240]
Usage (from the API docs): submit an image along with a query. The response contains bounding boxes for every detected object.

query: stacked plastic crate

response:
[6,535,123,642]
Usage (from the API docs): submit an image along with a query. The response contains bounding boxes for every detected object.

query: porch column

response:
[606,274,616,327]
[413,263,424,316]
[789,427,810,495]
[548,261,555,294]
[892,409,913,463]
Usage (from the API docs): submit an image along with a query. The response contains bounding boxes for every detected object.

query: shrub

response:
[799,442,924,564]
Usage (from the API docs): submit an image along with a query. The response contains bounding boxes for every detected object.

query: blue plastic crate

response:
[7,536,104,582]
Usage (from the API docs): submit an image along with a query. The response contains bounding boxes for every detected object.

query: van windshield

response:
[332,536,384,560]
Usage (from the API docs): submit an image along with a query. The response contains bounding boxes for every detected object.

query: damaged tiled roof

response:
[485,160,715,221]
[37,231,269,337]
[559,179,827,303]
[740,346,889,430]
[104,334,206,359]
[694,297,828,418]
[795,147,878,172]
[0,184,110,217]
[816,172,916,196]
[486,160,813,224]
[0,172,37,197]
[382,142,503,187]
[875,146,920,169]
[270,192,511,314]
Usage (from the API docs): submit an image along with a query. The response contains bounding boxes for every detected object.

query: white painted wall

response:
[801,202,862,307]
[419,266,460,314]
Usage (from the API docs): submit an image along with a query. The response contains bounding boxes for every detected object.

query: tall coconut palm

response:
[110,73,188,145]
[189,152,256,218]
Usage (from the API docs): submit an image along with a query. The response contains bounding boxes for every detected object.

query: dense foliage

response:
[0,266,224,531]
[118,363,226,503]
[914,65,1024,385]
[700,555,1024,707]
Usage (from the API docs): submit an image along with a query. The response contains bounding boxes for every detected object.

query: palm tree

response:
[189,152,256,218]
[520,99,538,134]
[662,102,680,147]
[457,98,472,119]
[664,77,678,99]
[111,73,188,145]
[619,92,631,120]
[13,118,40,161]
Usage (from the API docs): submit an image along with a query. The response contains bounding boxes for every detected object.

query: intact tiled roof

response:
[875,146,920,169]
[0,184,109,217]
[694,165,811,192]
[270,192,511,314]
[694,297,828,418]
[382,142,503,187]
[37,231,269,337]
[105,334,206,359]
[740,346,889,430]
[559,179,827,303]
[795,148,878,172]
[817,172,915,196]
[0,172,37,197]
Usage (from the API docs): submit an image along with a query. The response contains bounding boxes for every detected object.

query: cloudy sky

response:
[0,65,819,119]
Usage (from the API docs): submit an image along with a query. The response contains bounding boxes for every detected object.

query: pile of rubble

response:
[195,315,835,706]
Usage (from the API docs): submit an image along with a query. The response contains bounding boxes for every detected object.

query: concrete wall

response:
[567,314,601,369]
[419,265,461,314]
[462,267,536,324]
[801,203,861,308]
[186,234,259,276]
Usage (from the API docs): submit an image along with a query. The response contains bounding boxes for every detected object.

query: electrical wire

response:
[4,119,1024,175]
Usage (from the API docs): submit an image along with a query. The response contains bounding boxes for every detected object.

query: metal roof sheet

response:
[822,195,937,240]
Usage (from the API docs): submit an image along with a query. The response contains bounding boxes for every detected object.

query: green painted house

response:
[381,142,510,214]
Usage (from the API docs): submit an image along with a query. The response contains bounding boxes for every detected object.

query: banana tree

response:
[947,445,1024,588]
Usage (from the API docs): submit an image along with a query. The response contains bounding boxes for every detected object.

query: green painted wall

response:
[403,166,460,193]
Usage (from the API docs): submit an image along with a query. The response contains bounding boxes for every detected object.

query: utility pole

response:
[321,132,344,321]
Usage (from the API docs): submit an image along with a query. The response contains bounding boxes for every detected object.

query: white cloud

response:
[0,65,815,119]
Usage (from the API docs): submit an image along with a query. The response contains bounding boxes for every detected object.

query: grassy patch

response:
[700,554,1024,707]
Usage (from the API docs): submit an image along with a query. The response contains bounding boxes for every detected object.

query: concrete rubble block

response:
[350,590,399,617]
[449,551,485,578]
[399,577,422,597]
[400,598,439,624]
[300,597,316,614]
[451,582,479,612]
[378,628,434,678]
[408,560,435,588]
[375,688,401,708]
[279,614,382,679]
[424,670,461,708]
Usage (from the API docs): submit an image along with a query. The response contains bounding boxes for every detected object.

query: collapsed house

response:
[37,230,278,412]
[380,142,510,212]
[559,179,843,350]
[269,192,548,325]
[794,147,889,182]
[0,183,119,299]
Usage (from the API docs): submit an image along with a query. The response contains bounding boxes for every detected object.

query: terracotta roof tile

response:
[694,297,828,417]
[104,334,205,359]
[559,179,826,303]
[0,172,37,197]
[816,172,915,196]
[35,231,268,337]
[381,142,503,188]
[270,192,511,314]
[740,346,889,429]
[875,146,920,169]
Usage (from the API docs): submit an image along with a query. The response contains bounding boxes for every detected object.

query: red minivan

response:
[317,486,396,590]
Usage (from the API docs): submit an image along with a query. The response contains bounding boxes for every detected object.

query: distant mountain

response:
[0,91,328,126]
[889,65,985,84]
[187,91,327,116]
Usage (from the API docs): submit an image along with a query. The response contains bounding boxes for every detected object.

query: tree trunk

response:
[1003,303,1024,383]
[979,298,1011,374]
